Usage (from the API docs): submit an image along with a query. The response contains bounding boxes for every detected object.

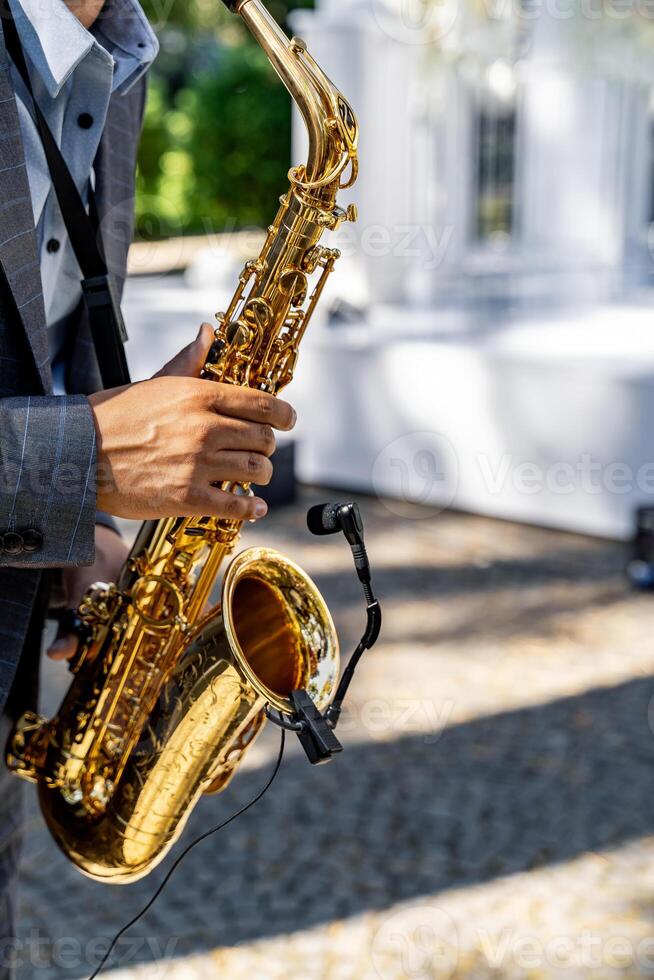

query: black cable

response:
[87,729,286,980]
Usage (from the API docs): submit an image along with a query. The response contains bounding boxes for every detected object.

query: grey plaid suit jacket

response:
[0,22,146,712]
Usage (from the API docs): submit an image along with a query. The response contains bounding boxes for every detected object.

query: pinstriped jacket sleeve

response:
[0,394,97,568]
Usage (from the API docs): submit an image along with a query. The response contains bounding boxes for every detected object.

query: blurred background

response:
[16,0,654,977]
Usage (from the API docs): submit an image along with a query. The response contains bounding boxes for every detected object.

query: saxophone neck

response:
[229,0,358,201]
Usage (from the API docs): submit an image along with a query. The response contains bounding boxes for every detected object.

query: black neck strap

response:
[1,0,131,389]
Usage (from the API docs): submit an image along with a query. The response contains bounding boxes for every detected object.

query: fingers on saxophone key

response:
[210,384,297,432]
[214,418,277,457]
[207,488,268,521]
[215,450,274,486]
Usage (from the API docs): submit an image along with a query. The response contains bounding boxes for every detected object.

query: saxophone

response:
[6,0,358,883]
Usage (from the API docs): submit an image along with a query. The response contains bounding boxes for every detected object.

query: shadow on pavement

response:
[17,673,654,977]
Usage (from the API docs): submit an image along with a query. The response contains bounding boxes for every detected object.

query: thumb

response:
[154,322,215,379]
[46,628,78,661]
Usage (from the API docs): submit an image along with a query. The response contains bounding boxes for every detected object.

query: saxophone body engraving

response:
[6,0,358,882]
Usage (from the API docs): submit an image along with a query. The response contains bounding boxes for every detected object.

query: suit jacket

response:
[0,21,146,712]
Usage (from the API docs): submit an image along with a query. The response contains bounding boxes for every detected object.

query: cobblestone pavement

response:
[12,274,654,979]
[11,486,654,980]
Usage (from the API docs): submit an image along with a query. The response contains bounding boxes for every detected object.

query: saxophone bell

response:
[26,547,339,883]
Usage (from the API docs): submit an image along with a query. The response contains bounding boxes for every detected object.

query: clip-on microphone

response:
[265,502,382,765]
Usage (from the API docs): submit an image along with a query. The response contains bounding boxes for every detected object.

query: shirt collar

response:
[92,0,159,94]
[9,0,158,99]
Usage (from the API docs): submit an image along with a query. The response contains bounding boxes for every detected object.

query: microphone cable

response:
[87,729,286,980]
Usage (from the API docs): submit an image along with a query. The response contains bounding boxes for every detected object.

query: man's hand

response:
[89,323,296,522]
[47,524,130,660]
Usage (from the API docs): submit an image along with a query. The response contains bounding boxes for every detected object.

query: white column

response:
[517,14,628,266]
[291,1,445,306]
[623,84,653,265]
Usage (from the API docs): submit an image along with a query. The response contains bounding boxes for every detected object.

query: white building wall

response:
[286,0,654,540]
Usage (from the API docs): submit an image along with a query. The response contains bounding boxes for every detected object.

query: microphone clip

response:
[291,690,343,764]
[264,692,343,764]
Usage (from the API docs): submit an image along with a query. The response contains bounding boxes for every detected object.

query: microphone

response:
[306,503,340,536]
[307,502,371,587]
[306,501,364,542]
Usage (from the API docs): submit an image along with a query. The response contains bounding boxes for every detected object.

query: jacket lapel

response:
[0,26,49,393]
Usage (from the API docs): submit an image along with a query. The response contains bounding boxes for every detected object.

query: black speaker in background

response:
[256,440,297,509]
[626,506,654,590]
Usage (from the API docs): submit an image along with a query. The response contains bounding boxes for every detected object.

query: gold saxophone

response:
[6,0,358,883]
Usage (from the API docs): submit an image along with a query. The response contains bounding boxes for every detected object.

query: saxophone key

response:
[205,338,226,364]
[225,320,253,350]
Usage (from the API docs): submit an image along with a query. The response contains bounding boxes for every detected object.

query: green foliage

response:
[135,0,315,237]
[140,0,313,32]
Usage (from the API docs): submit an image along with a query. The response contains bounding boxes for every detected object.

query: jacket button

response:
[22,529,43,553]
[3,532,24,556]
